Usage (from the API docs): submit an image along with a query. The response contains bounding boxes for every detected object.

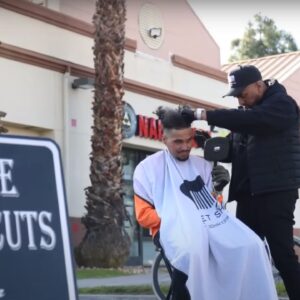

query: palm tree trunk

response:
[0,111,8,133]
[75,0,130,268]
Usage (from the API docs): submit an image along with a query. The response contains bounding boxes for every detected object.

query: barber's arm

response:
[181,100,298,135]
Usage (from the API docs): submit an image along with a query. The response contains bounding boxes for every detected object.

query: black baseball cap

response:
[223,65,262,97]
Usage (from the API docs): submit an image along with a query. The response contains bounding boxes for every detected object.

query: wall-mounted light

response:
[72,77,95,89]
[148,27,162,39]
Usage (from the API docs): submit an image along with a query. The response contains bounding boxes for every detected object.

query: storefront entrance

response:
[122,147,155,265]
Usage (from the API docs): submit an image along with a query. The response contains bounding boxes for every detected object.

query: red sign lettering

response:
[136,115,163,141]
[138,115,149,138]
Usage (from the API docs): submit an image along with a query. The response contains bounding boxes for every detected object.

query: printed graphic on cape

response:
[180,175,229,228]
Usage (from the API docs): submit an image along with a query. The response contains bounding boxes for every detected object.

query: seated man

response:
[133,106,277,300]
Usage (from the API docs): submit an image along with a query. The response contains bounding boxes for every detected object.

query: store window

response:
[122,147,154,265]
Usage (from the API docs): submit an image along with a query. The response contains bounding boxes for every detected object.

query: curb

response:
[79,295,157,300]
[79,295,288,300]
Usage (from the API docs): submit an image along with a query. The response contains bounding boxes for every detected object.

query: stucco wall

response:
[0,8,93,68]
[48,0,221,68]
[0,57,63,131]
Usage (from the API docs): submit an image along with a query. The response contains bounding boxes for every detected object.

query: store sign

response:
[0,135,78,300]
[123,102,137,139]
[136,115,163,140]
[122,102,163,141]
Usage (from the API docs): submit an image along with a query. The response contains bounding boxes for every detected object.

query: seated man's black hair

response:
[154,105,193,129]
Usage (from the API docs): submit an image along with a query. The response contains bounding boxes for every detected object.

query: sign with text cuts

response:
[0,135,78,300]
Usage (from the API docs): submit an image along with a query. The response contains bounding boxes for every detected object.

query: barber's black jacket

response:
[207,80,300,199]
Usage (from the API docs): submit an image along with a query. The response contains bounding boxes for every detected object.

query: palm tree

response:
[0,111,8,133]
[75,0,130,268]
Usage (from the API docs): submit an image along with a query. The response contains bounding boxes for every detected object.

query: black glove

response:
[212,165,230,192]
[181,107,196,124]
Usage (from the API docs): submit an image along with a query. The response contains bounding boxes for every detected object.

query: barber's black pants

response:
[236,190,300,300]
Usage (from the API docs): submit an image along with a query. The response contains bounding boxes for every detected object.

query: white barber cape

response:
[133,150,277,300]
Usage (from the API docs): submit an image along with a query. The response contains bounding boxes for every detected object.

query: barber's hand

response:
[212,165,230,192]
[181,107,196,123]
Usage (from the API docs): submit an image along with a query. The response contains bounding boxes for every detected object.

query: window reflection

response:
[122,148,153,264]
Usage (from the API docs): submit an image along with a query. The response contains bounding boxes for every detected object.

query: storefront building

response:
[1,0,298,265]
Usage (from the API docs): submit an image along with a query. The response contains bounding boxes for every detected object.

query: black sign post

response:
[0,135,78,300]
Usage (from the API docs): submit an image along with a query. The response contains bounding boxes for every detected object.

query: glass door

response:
[122,148,153,265]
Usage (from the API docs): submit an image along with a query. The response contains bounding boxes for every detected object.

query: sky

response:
[189,0,300,64]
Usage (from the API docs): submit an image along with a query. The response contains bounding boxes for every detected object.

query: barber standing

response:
[182,65,300,300]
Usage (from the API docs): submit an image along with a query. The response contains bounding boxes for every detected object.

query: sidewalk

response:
[78,271,158,300]
[77,272,154,289]
[79,296,156,300]
[77,273,289,300]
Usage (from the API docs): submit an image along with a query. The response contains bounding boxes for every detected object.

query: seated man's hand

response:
[180,107,196,123]
[212,165,230,192]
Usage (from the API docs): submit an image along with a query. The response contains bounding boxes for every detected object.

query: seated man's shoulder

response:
[189,154,206,162]
[190,154,212,168]
[137,150,164,169]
